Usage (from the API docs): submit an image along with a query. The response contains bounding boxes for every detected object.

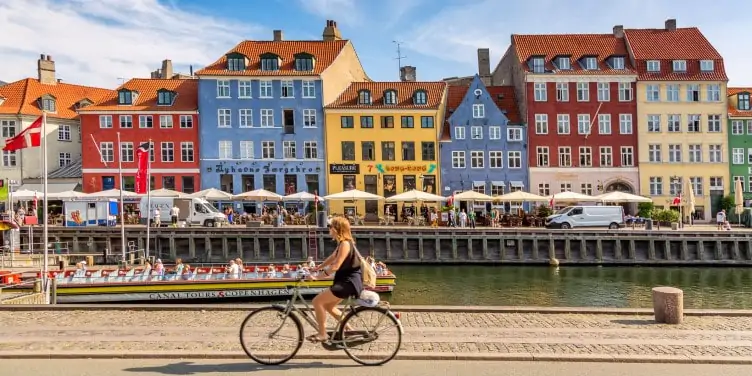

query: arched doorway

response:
[603,180,636,215]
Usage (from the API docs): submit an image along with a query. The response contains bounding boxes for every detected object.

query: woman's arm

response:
[313,246,339,270]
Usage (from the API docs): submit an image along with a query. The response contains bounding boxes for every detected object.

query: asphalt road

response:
[1,360,751,376]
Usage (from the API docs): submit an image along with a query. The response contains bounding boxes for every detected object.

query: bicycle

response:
[239,276,403,366]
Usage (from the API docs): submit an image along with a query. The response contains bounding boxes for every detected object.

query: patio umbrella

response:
[684,179,696,226]
[324,189,384,201]
[9,189,43,200]
[594,191,652,203]
[87,189,142,199]
[548,191,597,202]
[385,189,446,202]
[49,190,89,200]
[735,179,744,225]
[233,189,283,201]
[493,191,548,202]
[187,188,234,200]
[451,190,494,201]
[283,191,325,202]
[149,188,185,197]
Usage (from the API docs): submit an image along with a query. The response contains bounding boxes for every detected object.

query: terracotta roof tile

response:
[512,34,635,75]
[78,78,198,112]
[728,87,752,117]
[0,78,112,120]
[196,40,348,76]
[623,28,727,81]
[327,81,446,109]
[488,86,521,124]
[441,85,470,140]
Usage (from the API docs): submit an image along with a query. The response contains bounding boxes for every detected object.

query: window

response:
[99,115,113,128]
[57,124,70,141]
[260,55,279,71]
[673,60,687,72]
[341,116,354,128]
[302,81,315,98]
[580,183,593,195]
[470,151,484,168]
[598,113,612,134]
[358,90,371,105]
[687,114,701,132]
[558,146,572,167]
[1,150,16,167]
[339,141,354,161]
[472,182,486,194]
[576,82,589,101]
[599,146,612,167]
[454,127,465,139]
[217,109,231,128]
[218,141,232,159]
[739,93,751,110]
[707,84,721,102]
[361,116,374,128]
[597,82,610,101]
[666,84,679,102]
[488,151,503,168]
[620,146,634,167]
[700,60,714,71]
[710,177,723,190]
[489,126,501,140]
[259,81,273,98]
[691,177,704,196]
[534,83,547,101]
[303,109,317,128]
[413,90,427,105]
[536,146,549,167]
[381,116,394,128]
[295,56,313,71]
[733,148,745,164]
[619,114,633,134]
[649,177,663,196]
[401,141,415,160]
[647,60,660,72]
[687,84,700,102]
[181,142,194,162]
[157,90,173,105]
[557,114,570,134]
[381,142,395,161]
[360,141,374,161]
[115,115,131,129]
[531,57,545,73]
[709,144,722,163]
[401,116,414,128]
[647,85,659,101]
[100,142,114,162]
[383,90,397,105]
[471,126,483,139]
[560,182,572,192]
[118,90,133,105]
[747,120,752,134]
[668,114,681,132]
[262,141,275,159]
[1,120,16,138]
[472,104,485,118]
[491,183,505,196]
[648,144,662,163]
[58,152,71,167]
[734,176,746,192]
[279,140,294,159]
[179,115,192,128]
[583,57,597,70]
[707,114,721,132]
[507,127,523,141]
[647,114,661,132]
[216,80,230,97]
[747,148,752,164]
[280,80,294,98]
[611,56,625,69]
[227,55,245,71]
[260,109,274,127]
[304,141,318,159]
[238,109,252,128]
[238,81,252,98]
[452,151,465,168]
[579,146,592,167]
[557,56,570,69]
[669,177,683,196]
[159,115,173,128]
[421,142,435,161]
[161,142,174,162]
[139,115,153,128]
[421,116,434,128]
[577,114,590,135]
[668,144,682,163]
[508,151,522,168]
[556,83,569,101]
[618,83,632,101]
[141,141,155,162]
[535,114,548,134]
[120,142,133,162]
[538,183,550,196]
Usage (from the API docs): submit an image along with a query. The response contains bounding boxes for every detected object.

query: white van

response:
[546,205,625,229]
[139,197,226,227]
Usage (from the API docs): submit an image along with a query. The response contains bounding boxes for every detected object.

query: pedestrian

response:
[716,209,726,230]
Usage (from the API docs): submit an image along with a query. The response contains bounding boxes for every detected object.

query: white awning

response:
[473,181,485,187]
[18,183,79,194]
[491,181,505,186]
[510,181,525,187]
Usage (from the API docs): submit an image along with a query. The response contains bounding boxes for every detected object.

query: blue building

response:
[439,75,528,211]
[195,22,368,197]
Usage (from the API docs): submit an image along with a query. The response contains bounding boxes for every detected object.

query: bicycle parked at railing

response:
[239,276,403,366]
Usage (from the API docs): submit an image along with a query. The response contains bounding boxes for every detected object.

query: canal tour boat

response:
[21,264,397,303]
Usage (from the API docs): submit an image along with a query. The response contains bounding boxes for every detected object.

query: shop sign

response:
[367,163,436,174]
[329,164,360,174]
[207,163,321,174]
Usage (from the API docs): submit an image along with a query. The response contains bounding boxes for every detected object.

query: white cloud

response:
[0,0,264,88]
[296,0,360,26]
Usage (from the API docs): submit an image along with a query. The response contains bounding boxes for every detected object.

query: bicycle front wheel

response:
[239,306,303,365]
[339,306,402,366]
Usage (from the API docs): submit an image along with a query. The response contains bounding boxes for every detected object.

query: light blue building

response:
[439,75,528,211]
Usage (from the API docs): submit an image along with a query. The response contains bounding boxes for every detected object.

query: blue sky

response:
[0,0,750,88]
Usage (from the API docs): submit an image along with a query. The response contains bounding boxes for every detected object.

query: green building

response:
[729,88,752,204]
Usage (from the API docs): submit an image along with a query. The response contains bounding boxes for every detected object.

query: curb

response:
[1,351,751,364]
[1,304,752,316]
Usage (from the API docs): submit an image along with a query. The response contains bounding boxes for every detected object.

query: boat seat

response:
[90,270,103,278]
[125,269,136,277]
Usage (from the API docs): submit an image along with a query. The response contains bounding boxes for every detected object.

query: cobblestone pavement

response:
[1,310,752,359]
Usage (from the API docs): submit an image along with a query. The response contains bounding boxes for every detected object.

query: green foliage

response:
[651,209,679,223]
[441,205,456,212]
[637,201,654,218]
[721,195,735,213]
[535,205,553,217]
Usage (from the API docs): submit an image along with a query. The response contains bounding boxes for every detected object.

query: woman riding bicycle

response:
[307,216,362,343]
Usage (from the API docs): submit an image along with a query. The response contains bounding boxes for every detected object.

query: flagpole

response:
[145,140,152,261]
[41,111,49,289]
[117,132,126,263]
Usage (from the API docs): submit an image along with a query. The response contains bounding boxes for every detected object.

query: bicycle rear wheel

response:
[339,306,402,366]
[239,306,303,365]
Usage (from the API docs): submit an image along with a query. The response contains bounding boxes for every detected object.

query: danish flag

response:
[3,116,42,152]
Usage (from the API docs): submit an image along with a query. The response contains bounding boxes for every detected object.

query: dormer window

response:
[646,60,660,72]
[118,90,133,105]
[672,60,687,72]
[157,89,175,106]
[383,90,397,105]
[739,92,751,111]
[531,57,545,73]
[583,57,598,70]
[260,53,280,71]
[556,56,570,70]
[611,56,625,69]
[700,60,714,72]
[357,90,371,105]
[294,53,315,71]
[226,53,246,71]
[413,90,428,105]
[39,95,56,112]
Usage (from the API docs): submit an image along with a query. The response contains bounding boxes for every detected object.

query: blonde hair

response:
[329,216,354,243]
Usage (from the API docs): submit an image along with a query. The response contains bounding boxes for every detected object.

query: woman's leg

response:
[312,289,342,339]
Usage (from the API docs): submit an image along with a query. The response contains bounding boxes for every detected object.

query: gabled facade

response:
[324,77,447,218]
[195,21,368,197]
[439,75,526,205]
[495,30,639,201]
[727,88,752,204]
[624,19,728,220]
[0,54,112,192]
[77,76,200,193]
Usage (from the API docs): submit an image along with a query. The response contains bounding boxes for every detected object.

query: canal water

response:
[385,265,752,309]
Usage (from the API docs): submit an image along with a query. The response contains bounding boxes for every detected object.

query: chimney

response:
[613,25,624,38]
[665,19,677,31]
[273,30,283,41]
[400,66,416,82]
[477,48,490,76]
[322,19,342,41]
[161,59,173,79]
[37,54,56,85]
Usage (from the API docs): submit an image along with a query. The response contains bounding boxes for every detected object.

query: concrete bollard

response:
[33,280,42,293]
[652,286,684,324]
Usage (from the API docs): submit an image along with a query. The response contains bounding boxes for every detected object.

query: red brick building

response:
[78,78,200,193]
[495,29,640,196]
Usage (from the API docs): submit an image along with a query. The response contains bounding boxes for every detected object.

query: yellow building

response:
[324,78,447,218]
[625,22,729,220]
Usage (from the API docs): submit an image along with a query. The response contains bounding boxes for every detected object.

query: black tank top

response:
[333,240,361,283]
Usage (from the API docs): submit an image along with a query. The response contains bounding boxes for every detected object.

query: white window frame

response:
[584,57,597,70]
[611,57,625,69]
[649,177,663,196]
[576,82,589,102]
[119,115,132,128]
[666,84,679,102]
[304,141,318,159]
[159,115,173,128]
[673,60,687,72]
[180,142,194,162]
[598,114,611,135]
[707,84,721,102]
[239,141,254,160]
[646,60,660,72]
[619,114,633,134]
[489,151,503,168]
[451,151,466,169]
[669,144,682,163]
[646,85,659,102]
[648,144,662,163]
[160,142,174,162]
[302,81,316,98]
[537,146,549,167]
[238,81,252,98]
[239,109,253,128]
[100,142,114,162]
[470,151,484,169]
[534,83,547,101]
[454,127,465,140]
[618,82,632,101]
[557,114,570,134]
[668,114,681,132]
[259,80,273,98]
[707,114,721,133]
[599,146,612,167]
[57,124,71,141]
[303,109,317,128]
[280,80,294,98]
[508,151,522,168]
[688,144,702,163]
[621,146,634,167]
[217,109,231,128]
[532,58,545,73]
[99,115,113,129]
[597,82,610,102]
[556,83,569,102]
[58,152,71,168]
[579,146,592,167]
[472,104,485,118]
[535,114,548,134]
[733,148,745,164]
[558,146,572,167]
[283,140,296,159]
[489,126,501,140]
[470,126,483,140]
[2,150,17,167]
[261,141,275,159]
[700,60,714,72]
[647,114,661,133]
[216,80,230,98]
[218,141,232,159]
[260,109,274,127]
[0,120,16,138]
[577,114,590,135]
[507,127,523,141]
[709,144,722,163]
[139,115,153,129]
[120,142,134,162]
[179,115,192,128]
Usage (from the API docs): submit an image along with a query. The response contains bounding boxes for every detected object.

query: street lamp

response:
[670,175,683,228]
